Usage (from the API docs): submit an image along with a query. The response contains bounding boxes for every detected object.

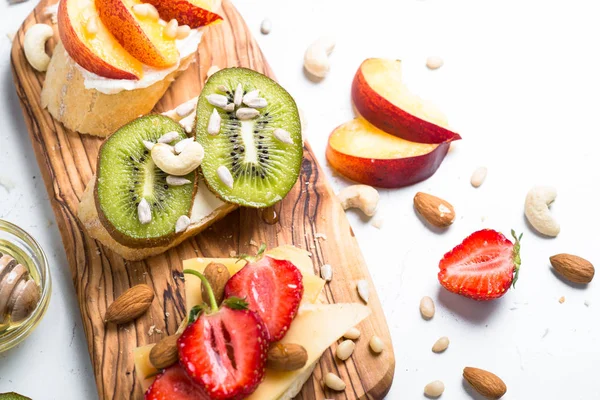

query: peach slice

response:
[326,118,450,188]
[96,0,179,68]
[142,0,223,28]
[352,58,461,144]
[58,0,143,80]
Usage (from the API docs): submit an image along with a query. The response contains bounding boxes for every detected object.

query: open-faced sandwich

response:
[134,245,372,399]
[41,0,222,136]
[78,68,303,260]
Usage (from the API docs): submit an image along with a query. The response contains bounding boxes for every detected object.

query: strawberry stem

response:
[511,230,524,288]
[183,269,218,313]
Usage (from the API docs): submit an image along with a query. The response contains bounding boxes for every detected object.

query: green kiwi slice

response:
[196,68,303,208]
[95,115,197,248]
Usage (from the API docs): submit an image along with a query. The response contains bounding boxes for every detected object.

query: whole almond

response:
[267,343,308,371]
[203,262,231,305]
[104,284,154,324]
[550,254,594,284]
[414,192,455,228]
[463,367,507,399]
[149,334,180,369]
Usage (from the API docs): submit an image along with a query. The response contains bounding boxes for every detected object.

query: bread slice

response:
[41,42,194,137]
[78,177,236,261]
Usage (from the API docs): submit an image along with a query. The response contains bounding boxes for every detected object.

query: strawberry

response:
[145,364,210,400]
[179,269,269,400]
[438,229,523,301]
[224,256,304,342]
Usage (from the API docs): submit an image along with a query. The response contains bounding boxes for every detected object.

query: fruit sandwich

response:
[78,68,303,260]
[134,246,372,400]
[41,0,222,137]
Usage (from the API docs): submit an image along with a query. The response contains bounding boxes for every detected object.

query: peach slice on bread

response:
[96,0,179,68]
[326,118,450,188]
[352,58,461,144]
[58,0,143,80]
[142,0,222,28]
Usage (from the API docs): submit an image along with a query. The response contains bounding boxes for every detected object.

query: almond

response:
[550,253,595,284]
[149,334,180,369]
[463,367,507,399]
[104,284,154,324]
[267,343,308,371]
[414,192,455,228]
[203,262,231,305]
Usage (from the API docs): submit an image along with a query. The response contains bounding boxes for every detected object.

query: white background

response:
[1,0,599,399]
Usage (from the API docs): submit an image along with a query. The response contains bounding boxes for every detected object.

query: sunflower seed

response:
[206,94,228,108]
[224,103,235,112]
[175,100,196,117]
[273,128,293,144]
[166,176,191,186]
[320,264,332,282]
[138,199,152,224]
[175,215,191,233]
[207,109,221,135]
[357,280,369,303]
[142,140,155,151]
[242,90,260,105]
[174,137,194,154]
[158,131,180,144]
[245,97,268,109]
[234,83,243,106]
[236,108,260,120]
[217,165,234,189]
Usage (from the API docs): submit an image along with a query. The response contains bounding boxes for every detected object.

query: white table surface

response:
[1,0,599,398]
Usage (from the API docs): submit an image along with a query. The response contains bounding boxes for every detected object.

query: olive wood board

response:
[10,1,395,398]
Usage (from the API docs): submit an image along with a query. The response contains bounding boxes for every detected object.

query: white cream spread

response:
[75,29,203,95]
[189,180,225,225]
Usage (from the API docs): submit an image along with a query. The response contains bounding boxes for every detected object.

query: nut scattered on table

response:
[550,253,594,284]
[104,284,154,324]
[463,367,507,399]
[267,343,308,371]
[336,339,355,360]
[524,186,560,237]
[149,334,180,369]
[431,336,449,353]
[338,185,379,217]
[323,372,346,391]
[203,262,231,305]
[343,327,361,340]
[414,192,455,228]
[420,296,435,320]
[369,335,384,354]
[470,166,487,188]
[424,380,445,397]
[426,56,444,70]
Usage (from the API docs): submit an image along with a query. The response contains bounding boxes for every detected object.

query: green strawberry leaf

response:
[223,297,249,310]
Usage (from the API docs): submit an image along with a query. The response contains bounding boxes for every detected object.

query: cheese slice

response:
[134,246,370,398]
[182,246,325,310]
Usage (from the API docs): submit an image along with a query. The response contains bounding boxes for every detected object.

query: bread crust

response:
[41,42,193,137]
[78,178,236,261]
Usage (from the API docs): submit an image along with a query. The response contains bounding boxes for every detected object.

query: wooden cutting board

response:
[10,1,395,399]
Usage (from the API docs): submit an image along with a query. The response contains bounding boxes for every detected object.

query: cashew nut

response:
[151,142,204,176]
[23,24,54,72]
[337,185,379,217]
[525,186,560,237]
[304,36,335,78]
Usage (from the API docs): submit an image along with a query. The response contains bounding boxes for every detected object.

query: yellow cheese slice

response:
[182,246,325,310]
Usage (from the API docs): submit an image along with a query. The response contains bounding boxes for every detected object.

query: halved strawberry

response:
[224,256,304,342]
[179,270,269,400]
[438,229,523,301]
[145,364,210,400]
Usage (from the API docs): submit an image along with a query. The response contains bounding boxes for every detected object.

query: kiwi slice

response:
[196,68,303,208]
[95,115,197,248]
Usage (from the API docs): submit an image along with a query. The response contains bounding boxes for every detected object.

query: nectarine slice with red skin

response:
[96,0,179,68]
[58,0,143,80]
[142,0,222,28]
[326,118,450,188]
[352,58,461,144]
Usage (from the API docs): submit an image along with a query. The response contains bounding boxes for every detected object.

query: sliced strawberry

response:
[145,364,210,400]
[224,256,304,342]
[178,302,269,400]
[438,229,522,301]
